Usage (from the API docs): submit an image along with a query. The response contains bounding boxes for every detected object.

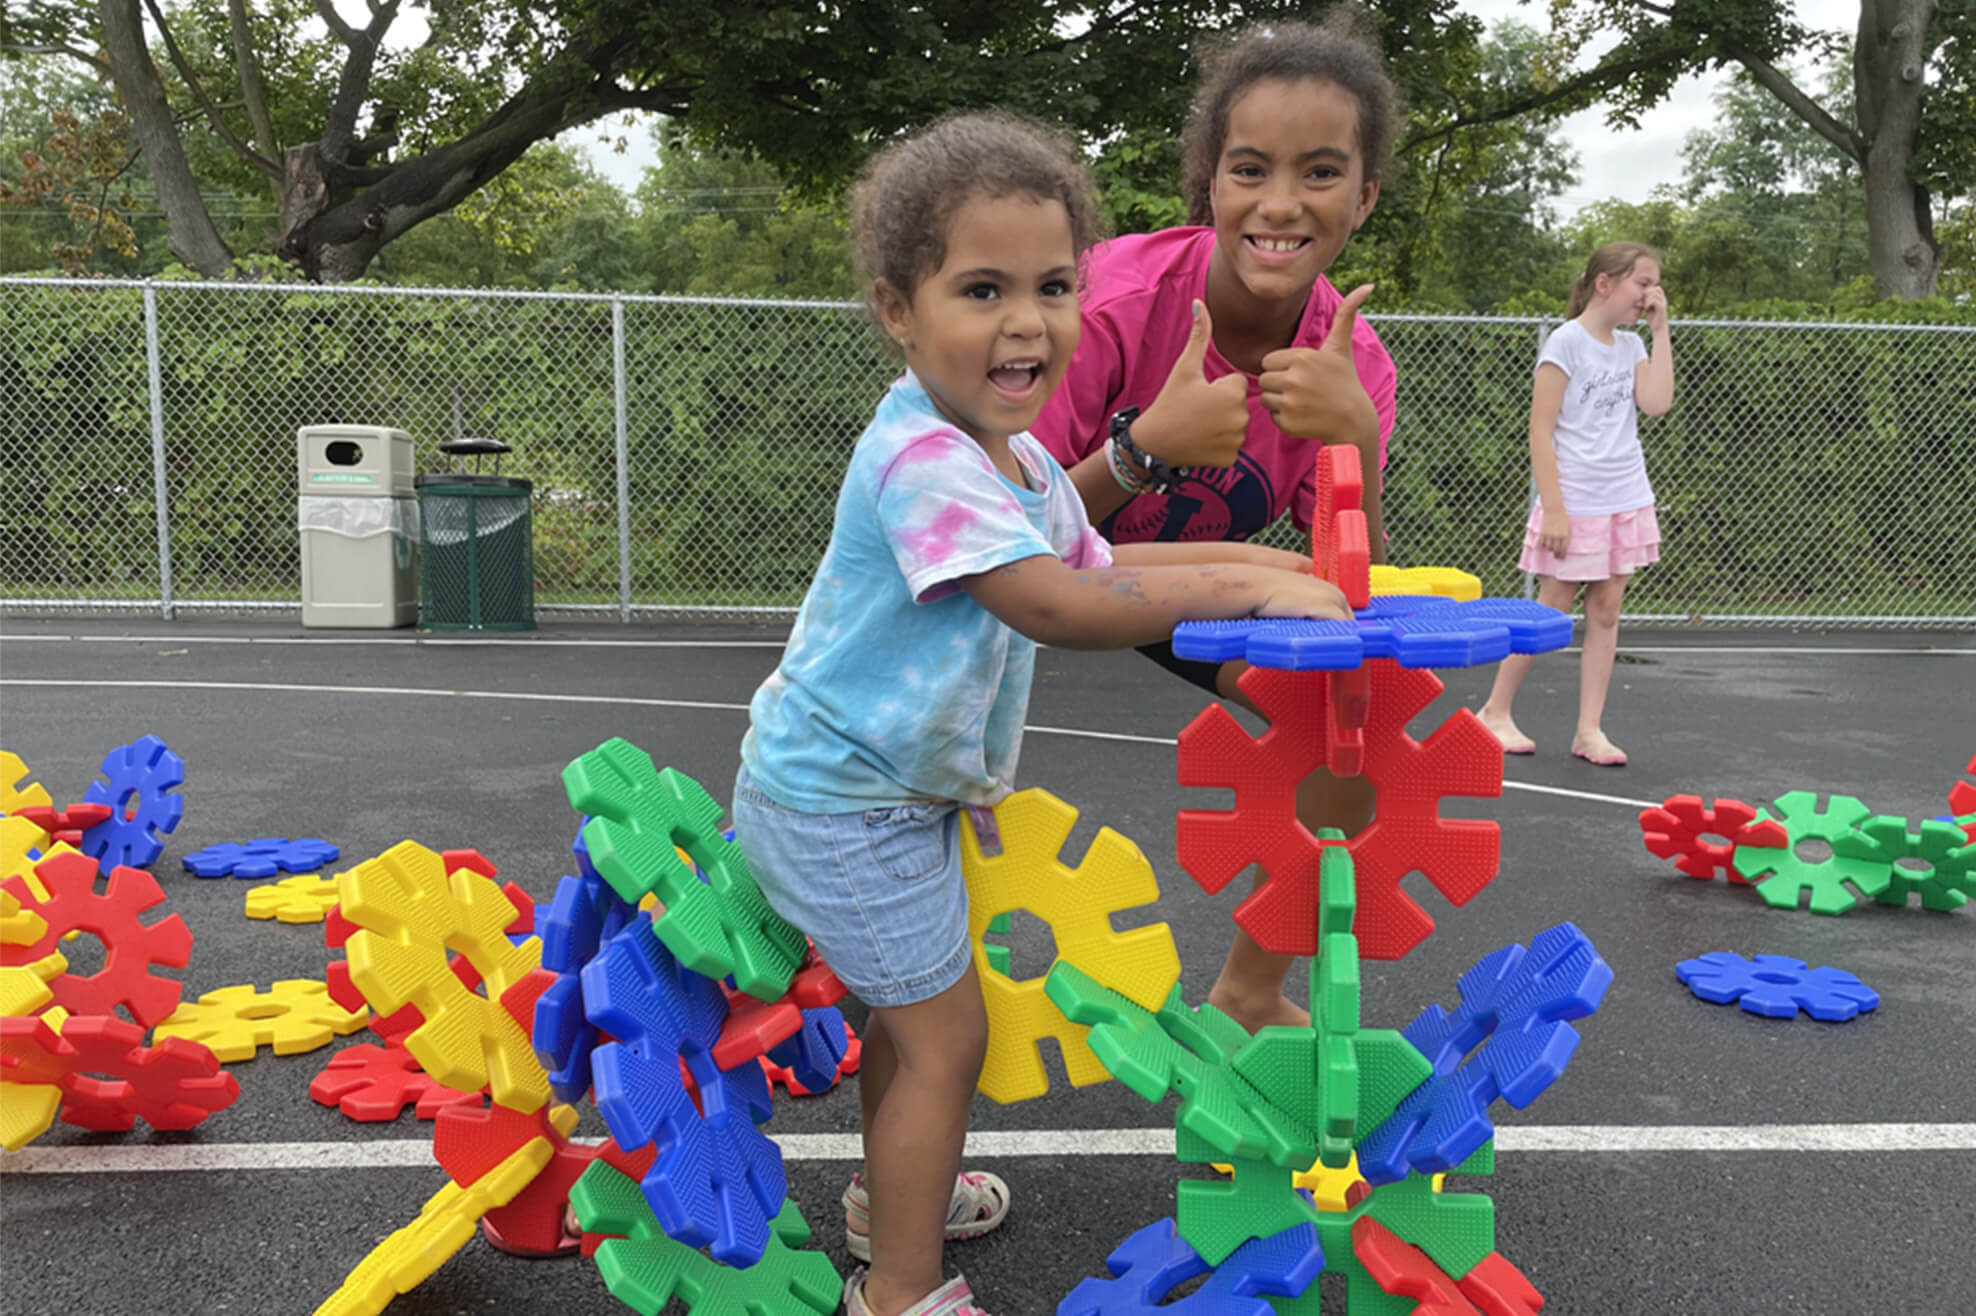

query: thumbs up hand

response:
[1127,300,1251,472]
[1257,283,1378,447]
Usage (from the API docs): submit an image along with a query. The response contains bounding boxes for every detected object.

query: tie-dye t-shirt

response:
[741,373,1113,813]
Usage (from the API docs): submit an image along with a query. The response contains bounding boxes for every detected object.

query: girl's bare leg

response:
[1481,576,1579,751]
[856,965,989,1316]
[1572,574,1629,762]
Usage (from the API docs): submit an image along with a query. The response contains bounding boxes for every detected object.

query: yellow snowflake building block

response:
[0,751,52,815]
[340,840,548,1113]
[244,872,345,924]
[960,789,1181,1104]
[153,979,370,1061]
[1,815,57,904]
[1,951,67,1017]
[312,1132,557,1316]
[0,1080,62,1151]
[1,888,48,948]
[1368,564,1482,602]
[1209,1151,1446,1212]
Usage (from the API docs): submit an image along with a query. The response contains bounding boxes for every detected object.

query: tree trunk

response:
[97,0,232,276]
[1855,0,1940,298]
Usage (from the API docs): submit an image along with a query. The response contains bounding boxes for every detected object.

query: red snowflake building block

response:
[1353,1216,1482,1314]
[1949,753,1976,818]
[434,1097,595,1255]
[783,945,849,1011]
[0,851,192,1027]
[1638,795,1787,883]
[1177,660,1502,960]
[1,1012,238,1131]
[11,804,114,848]
[1458,1251,1547,1315]
[308,1042,480,1121]
[1312,444,1371,610]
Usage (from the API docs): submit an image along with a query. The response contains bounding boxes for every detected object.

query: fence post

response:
[1521,318,1548,602]
[143,284,175,620]
[612,297,632,623]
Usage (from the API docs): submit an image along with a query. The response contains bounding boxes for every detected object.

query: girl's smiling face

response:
[1208,77,1379,309]
[877,191,1081,446]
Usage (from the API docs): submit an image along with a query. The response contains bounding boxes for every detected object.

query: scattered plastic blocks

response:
[1177,660,1503,961]
[184,837,339,879]
[582,915,785,1267]
[1676,952,1879,1022]
[1639,795,1788,882]
[78,734,185,872]
[0,1010,239,1138]
[1057,1217,1323,1314]
[153,979,370,1060]
[338,840,547,1112]
[0,750,52,815]
[1358,923,1611,1184]
[1733,792,1890,914]
[570,1160,840,1316]
[245,872,344,923]
[11,803,111,849]
[563,740,805,1002]
[959,788,1180,1103]
[0,849,192,1027]
[1833,815,1976,911]
[1949,752,1976,817]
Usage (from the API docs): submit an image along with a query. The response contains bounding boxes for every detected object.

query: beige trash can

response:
[297,425,419,628]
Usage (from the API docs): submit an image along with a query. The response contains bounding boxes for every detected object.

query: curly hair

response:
[848,110,1105,313]
[1180,11,1402,226]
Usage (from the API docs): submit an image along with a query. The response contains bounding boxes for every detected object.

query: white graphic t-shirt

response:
[1536,319,1653,515]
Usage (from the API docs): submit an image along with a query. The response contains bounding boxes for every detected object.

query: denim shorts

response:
[731,765,973,1009]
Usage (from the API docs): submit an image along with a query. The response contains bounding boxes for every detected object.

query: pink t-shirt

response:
[1033,227,1397,543]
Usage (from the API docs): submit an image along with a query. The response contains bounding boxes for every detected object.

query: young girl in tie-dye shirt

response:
[733,112,1350,1316]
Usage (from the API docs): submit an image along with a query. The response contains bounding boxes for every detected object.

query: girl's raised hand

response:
[1643,285,1669,332]
[1133,300,1251,469]
[1257,283,1378,448]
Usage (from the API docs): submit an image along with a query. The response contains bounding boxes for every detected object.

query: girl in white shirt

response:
[1481,242,1675,767]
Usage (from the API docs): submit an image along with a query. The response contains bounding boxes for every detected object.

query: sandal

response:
[843,1269,995,1316]
[842,1170,1010,1264]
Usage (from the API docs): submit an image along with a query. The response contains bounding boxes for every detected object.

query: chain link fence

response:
[3,277,1971,627]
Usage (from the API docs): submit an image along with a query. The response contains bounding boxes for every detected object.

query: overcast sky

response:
[560,0,1864,209]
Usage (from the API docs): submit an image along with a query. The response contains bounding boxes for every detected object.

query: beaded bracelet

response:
[1106,434,1156,494]
[1108,407,1186,494]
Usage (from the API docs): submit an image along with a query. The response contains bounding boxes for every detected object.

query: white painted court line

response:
[0,678,1661,812]
[5,1124,1972,1174]
[5,633,1972,656]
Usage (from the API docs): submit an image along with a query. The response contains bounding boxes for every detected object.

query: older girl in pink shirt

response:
[1033,13,1400,1032]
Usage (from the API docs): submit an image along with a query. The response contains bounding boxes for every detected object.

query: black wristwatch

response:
[1109,407,1187,494]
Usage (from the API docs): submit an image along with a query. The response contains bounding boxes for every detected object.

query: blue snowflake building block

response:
[1058,1218,1323,1315]
[79,734,185,871]
[534,870,644,1102]
[765,1007,849,1094]
[1170,597,1572,674]
[1358,922,1612,1184]
[1676,952,1880,1022]
[583,918,785,1267]
[182,837,339,879]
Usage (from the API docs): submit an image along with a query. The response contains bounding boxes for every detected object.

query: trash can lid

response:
[414,473,532,492]
[439,437,512,456]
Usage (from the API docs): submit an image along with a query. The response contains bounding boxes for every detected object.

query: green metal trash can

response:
[416,439,535,631]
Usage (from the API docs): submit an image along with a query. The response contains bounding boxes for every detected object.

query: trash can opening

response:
[324,440,366,466]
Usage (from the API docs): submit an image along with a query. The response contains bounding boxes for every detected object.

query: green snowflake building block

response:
[1044,964,1313,1168]
[1176,1154,1323,1268]
[1262,1164,1498,1315]
[1733,791,1890,915]
[562,739,805,1000]
[1834,815,1976,911]
[983,912,1013,977]
[569,1160,839,1315]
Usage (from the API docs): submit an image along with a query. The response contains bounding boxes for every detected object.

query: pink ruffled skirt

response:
[1517,504,1660,582]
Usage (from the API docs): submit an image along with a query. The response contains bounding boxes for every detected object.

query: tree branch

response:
[1720,38,1865,163]
[229,0,280,169]
[1399,44,1697,155]
[139,0,280,178]
[2,41,111,70]
[319,0,398,165]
